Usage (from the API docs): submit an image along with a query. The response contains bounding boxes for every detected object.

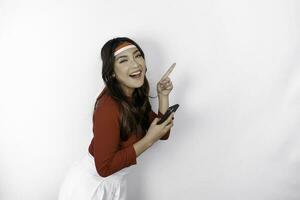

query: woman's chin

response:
[130,77,144,87]
[136,81,144,88]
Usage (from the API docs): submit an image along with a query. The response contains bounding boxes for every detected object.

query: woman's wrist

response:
[158,93,169,114]
[143,135,156,147]
[157,92,168,98]
[133,136,154,157]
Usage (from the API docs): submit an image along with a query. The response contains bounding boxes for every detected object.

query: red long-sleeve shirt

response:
[88,90,170,177]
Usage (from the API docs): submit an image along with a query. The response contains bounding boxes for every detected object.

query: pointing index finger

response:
[161,62,176,80]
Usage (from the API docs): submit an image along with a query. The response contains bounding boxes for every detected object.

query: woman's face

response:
[113,46,146,97]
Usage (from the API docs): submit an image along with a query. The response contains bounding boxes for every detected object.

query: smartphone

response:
[157,104,180,125]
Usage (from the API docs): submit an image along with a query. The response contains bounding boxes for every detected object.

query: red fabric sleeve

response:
[148,109,171,140]
[92,97,137,177]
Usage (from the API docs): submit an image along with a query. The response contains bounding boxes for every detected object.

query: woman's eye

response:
[119,54,141,63]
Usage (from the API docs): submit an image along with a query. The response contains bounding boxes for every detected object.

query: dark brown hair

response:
[93,37,156,141]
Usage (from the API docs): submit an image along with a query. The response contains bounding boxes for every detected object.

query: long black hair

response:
[93,37,156,141]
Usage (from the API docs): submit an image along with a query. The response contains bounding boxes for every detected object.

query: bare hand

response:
[145,112,175,144]
[157,63,175,96]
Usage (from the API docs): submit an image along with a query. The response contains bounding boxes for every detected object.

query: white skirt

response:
[58,151,134,200]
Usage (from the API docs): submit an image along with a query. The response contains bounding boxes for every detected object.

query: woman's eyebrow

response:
[133,49,139,54]
[116,55,127,60]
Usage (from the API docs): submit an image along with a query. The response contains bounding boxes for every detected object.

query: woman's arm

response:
[92,98,137,177]
[158,94,169,114]
[133,95,172,157]
[134,111,173,157]
[133,137,153,157]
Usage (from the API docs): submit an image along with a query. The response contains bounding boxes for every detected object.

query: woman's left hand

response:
[157,63,176,96]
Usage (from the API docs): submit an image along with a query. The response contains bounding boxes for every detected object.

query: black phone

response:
[157,104,180,125]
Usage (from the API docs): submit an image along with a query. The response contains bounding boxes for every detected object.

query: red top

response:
[88,89,170,177]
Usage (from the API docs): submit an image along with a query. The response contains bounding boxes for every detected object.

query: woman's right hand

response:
[145,112,175,145]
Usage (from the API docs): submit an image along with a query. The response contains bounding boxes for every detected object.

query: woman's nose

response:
[130,59,139,67]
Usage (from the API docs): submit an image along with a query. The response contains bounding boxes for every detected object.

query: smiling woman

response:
[58,37,175,200]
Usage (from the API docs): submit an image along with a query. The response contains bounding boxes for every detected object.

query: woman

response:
[58,37,175,200]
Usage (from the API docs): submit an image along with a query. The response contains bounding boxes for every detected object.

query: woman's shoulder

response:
[95,92,120,116]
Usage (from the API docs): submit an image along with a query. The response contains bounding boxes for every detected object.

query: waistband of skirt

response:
[85,151,130,178]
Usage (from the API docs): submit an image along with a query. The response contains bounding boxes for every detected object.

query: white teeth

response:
[130,71,141,75]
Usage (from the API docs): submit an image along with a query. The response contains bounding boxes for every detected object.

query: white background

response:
[1,0,300,199]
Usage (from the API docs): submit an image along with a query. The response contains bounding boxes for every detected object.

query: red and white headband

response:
[114,42,136,56]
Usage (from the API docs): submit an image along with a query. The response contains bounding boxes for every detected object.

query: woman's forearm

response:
[158,94,169,114]
[133,137,154,157]
[133,94,170,158]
